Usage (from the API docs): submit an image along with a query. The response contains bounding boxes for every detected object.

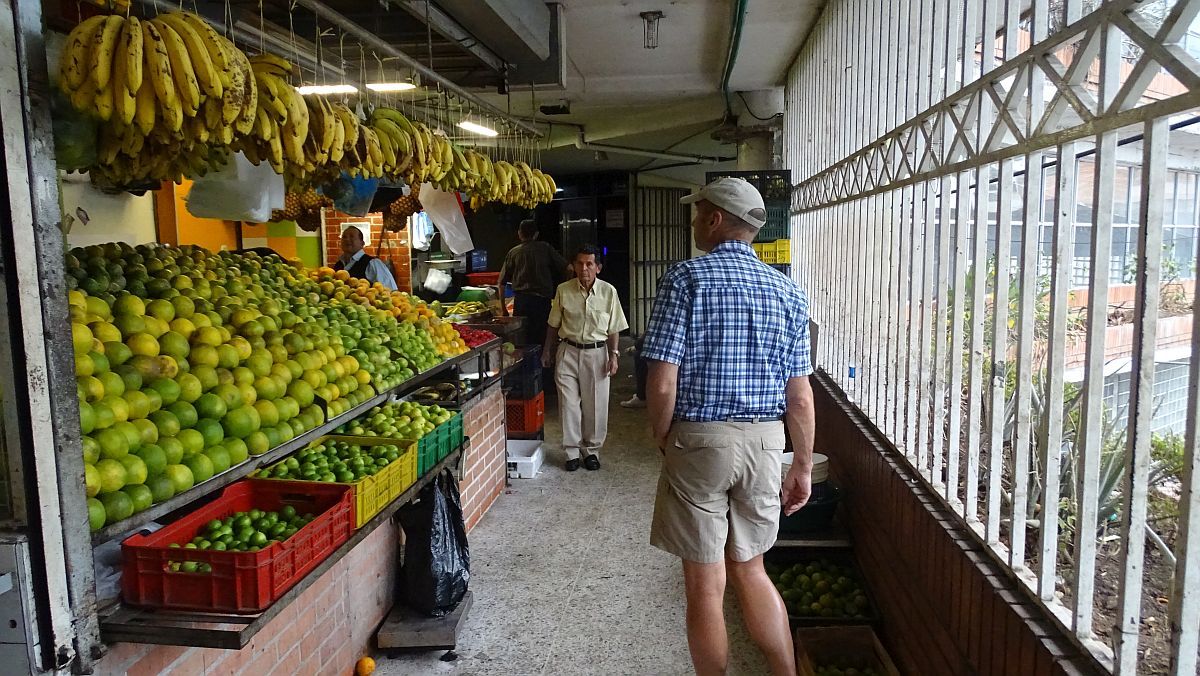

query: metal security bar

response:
[628,185,692,335]
[784,0,1200,673]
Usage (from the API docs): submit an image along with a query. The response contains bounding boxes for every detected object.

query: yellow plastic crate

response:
[774,239,791,253]
[753,243,767,259]
[776,248,791,263]
[254,435,418,528]
[763,249,779,263]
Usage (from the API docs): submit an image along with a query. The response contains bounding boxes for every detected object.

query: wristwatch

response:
[608,349,619,357]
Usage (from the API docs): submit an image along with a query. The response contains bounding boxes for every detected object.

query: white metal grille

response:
[783,0,1200,673]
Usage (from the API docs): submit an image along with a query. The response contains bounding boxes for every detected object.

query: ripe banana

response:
[59,14,107,90]
[156,13,220,98]
[123,16,144,95]
[153,20,201,117]
[91,15,124,91]
[141,21,183,132]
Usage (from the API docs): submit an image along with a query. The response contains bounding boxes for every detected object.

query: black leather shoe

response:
[584,454,600,471]
[565,458,580,472]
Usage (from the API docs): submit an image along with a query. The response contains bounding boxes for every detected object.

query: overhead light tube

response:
[457,120,499,137]
[296,84,358,95]
[366,82,418,92]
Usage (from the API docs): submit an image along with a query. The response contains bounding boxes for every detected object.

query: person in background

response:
[335,225,398,291]
[542,244,628,472]
[620,335,648,408]
[497,219,569,345]
[641,177,815,676]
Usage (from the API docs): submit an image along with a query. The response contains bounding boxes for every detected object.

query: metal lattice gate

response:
[783,0,1200,673]
[629,185,692,335]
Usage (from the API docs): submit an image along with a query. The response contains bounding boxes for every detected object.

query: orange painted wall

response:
[170,180,240,252]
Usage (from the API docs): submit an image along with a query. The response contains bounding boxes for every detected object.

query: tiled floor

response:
[377,358,769,675]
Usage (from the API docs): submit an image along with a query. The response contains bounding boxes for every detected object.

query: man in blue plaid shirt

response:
[642,177,815,676]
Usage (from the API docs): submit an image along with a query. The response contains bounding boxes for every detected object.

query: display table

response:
[92,354,509,674]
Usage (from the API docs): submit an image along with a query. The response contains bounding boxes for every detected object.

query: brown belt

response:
[563,339,606,350]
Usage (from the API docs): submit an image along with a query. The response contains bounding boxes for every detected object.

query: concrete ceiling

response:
[465,0,828,181]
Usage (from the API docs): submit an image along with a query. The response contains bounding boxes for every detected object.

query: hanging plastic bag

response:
[52,89,97,172]
[322,172,380,217]
[397,470,470,616]
[420,183,474,254]
[184,151,284,222]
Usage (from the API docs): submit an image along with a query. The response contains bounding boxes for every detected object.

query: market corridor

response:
[380,363,770,675]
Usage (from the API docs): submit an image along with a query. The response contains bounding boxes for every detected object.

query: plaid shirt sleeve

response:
[641,266,691,365]
[786,290,814,378]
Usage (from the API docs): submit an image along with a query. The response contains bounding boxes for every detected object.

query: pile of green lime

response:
[766,559,871,619]
[814,664,880,676]
[259,439,405,483]
[336,400,453,439]
[165,506,313,572]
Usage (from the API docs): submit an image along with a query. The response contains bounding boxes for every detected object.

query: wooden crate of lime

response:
[253,435,417,528]
[794,626,901,676]
[764,547,879,627]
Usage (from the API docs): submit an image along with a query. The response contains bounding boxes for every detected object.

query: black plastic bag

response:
[397,470,470,616]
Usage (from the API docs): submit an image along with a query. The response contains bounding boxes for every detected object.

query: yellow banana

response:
[156,13,220,98]
[329,116,345,162]
[234,49,258,135]
[92,82,114,122]
[333,103,359,151]
[267,132,284,173]
[249,53,292,78]
[254,73,289,121]
[173,12,230,73]
[153,20,200,117]
[59,15,107,90]
[133,80,156,135]
[123,16,144,95]
[91,15,124,91]
[141,21,182,132]
[255,106,273,142]
[110,23,136,126]
[216,35,244,125]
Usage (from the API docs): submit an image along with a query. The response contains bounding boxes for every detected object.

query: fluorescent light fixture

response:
[555,188,564,193]
[457,120,498,137]
[366,82,417,92]
[296,84,358,95]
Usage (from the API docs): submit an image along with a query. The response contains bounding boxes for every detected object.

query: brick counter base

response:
[97,522,397,676]
[458,380,507,532]
[97,383,509,675]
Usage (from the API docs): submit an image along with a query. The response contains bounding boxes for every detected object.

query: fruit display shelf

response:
[90,341,496,546]
[98,445,465,649]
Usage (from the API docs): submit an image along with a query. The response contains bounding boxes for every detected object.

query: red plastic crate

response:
[506,392,545,434]
[121,480,354,613]
[465,272,500,286]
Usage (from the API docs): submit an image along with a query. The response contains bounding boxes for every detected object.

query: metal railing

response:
[782,0,1200,673]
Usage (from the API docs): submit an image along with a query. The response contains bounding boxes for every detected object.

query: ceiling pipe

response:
[573,133,730,165]
[291,0,543,138]
[719,0,750,120]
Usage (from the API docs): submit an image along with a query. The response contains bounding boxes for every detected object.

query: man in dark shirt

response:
[497,220,569,345]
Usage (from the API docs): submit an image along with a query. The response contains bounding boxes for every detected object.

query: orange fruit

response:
[355,657,375,676]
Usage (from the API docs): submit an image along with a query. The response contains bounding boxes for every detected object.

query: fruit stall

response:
[0,1,548,672]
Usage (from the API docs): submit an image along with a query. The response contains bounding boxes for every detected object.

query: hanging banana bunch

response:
[57,10,257,186]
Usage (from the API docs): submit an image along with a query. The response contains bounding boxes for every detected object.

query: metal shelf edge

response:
[99,446,466,649]
[91,345,485,546]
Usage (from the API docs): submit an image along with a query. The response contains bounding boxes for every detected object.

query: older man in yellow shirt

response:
[542,244,629,471]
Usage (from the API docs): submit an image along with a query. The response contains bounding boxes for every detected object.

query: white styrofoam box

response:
[781,452,829,482]
[507,439,544,479]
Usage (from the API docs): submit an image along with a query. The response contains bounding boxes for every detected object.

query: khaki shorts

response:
[650,420,786,564]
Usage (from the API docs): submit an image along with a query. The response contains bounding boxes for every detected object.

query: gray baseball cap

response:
[680,177,767,229]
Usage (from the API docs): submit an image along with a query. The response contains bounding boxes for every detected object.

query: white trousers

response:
[554,343,610,460]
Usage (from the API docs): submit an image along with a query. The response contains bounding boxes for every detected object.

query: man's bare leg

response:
[727,554,796,675]
[682,559,728,675]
